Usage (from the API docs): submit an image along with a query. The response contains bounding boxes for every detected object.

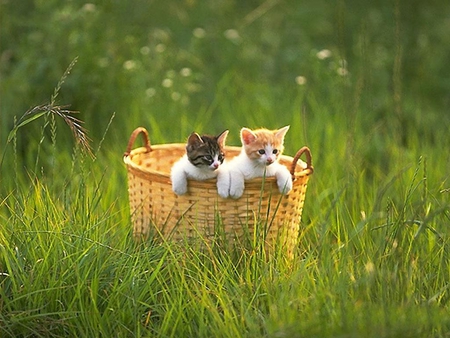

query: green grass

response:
[1,0,450,337]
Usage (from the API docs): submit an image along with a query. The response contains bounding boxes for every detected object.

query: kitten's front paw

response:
[217,170,230,198]
[172,183,188,195]
[228,173,245,199]
[217,186,229,198]
[229,185,244,199]
[278,177,293,195]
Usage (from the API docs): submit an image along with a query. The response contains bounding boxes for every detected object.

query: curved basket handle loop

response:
[124,127,152,157]
[290,146,314,178]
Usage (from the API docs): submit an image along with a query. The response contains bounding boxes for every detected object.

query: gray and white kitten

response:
[171,130,229,196]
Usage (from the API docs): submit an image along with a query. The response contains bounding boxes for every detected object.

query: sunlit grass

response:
[1,85,449,336]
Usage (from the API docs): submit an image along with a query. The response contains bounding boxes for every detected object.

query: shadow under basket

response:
[123,127,314,258]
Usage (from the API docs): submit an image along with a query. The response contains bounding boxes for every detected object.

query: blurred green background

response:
[2,0,449,145]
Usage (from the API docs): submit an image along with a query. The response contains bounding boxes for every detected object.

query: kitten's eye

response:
[272,149,278,155]
[203,155,213,163]
[258,149,265,155]
[218,153,224,163]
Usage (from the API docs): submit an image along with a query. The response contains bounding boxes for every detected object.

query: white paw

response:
[229,185,244,199]
[172,183,188,195]
[216,170,230,198]
[278,177,293,195]
[217,186,229,198]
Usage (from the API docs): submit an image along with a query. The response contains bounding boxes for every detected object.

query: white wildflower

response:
[140,46,150,55]
[295,76,307,85]
[193,27,206,38]
[224,29,240,41]
[316,49,332,60]
[180,67,192,77]
[123,60,136,70]
[337,67,348,76]
[162,78,173,88]
[82,3,96,12]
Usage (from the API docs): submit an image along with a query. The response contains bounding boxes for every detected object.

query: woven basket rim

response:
[123,143,313,180]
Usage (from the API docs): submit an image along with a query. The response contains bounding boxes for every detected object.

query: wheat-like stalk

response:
[0,58,93,170]
[28,103,93,157]
[1,103,93,171]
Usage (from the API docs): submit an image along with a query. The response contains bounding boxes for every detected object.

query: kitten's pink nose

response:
[213,162,219,169]
[266,158,274,164]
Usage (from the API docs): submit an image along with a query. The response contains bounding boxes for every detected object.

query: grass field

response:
[1,0,450,337]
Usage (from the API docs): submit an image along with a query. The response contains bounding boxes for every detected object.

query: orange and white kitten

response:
[218,126,292,199]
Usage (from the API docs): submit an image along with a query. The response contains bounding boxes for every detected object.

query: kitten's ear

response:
[187,132,204,149]
[240,128,257,145]
[275,125,290,141]
[216,130,229,148]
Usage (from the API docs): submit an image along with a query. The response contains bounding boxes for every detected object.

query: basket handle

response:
[290,146,314,177]
[124,127,152,157]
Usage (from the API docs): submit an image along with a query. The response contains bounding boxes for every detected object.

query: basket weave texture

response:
[123,127,313,257]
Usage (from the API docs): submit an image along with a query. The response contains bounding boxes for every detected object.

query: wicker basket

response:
[123,127,313,257]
